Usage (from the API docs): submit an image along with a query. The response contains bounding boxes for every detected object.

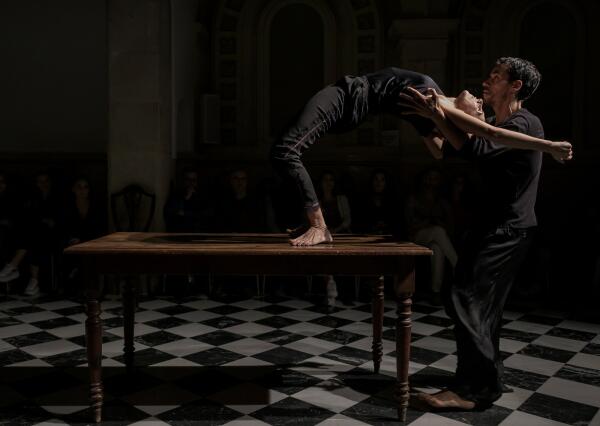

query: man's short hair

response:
[496,57,541,101]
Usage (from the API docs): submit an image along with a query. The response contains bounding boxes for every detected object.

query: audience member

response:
[0,172,62,296]
[216,168,265,232]
[0,172,24,282]
[317,171,352,307]
[164,168,214,232]
[356,169,401,235]
[61,176,104,294]
[406,167,457,306]
[448,173,475,249]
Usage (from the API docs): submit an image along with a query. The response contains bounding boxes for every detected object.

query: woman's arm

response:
[421,132,444,160]
[400,89,472,152]
[400,88,573,162]
[439,101,570,155]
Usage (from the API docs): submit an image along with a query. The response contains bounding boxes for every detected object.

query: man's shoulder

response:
[511,108,544,136]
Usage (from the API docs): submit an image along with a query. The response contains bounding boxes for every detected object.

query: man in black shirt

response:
[402,58,573,410]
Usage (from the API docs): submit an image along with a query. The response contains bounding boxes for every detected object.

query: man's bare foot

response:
[290,226,333,246]
[286,224,308,238]
[415,390,476,410]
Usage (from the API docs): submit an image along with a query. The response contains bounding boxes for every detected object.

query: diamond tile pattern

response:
[0,294,598,425]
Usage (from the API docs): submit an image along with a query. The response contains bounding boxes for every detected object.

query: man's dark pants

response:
[444,226,533,406]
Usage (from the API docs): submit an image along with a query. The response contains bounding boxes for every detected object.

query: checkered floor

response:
[1,291,600,426]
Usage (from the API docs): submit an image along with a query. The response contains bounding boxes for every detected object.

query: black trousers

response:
[444,225,533,406]
[269,76,370,209]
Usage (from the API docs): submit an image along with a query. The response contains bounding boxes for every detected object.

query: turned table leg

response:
[394,263,415,423]
[123,277,136,372]
[84,266,103,423]
[371,275,385,374]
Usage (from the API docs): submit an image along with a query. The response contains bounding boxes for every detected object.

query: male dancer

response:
[400,57,573,410]
[270,67,572,246]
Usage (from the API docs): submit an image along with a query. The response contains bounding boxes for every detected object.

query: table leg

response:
[84,267,103,423]
[371,275,384,374]
[394,269,414,423]
[123,277,136,372]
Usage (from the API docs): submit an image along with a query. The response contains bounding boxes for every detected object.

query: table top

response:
[65,233,432,257]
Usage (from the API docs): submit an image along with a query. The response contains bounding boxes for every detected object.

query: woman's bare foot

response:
[286,224,308,238]
[290,226,333,246]
[416,390,476,410]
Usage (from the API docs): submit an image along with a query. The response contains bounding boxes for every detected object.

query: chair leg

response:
[306,276,313,296]
[354,276,361,301]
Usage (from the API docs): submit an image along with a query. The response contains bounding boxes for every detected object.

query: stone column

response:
[388,18,458,155]
[108,0,172,231]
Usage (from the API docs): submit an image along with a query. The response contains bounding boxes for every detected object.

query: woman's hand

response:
[399,87,445,120]
[549,141,573,163]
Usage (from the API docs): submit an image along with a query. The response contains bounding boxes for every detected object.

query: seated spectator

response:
[0,171,62,297]
[317,171,352,307]
[448,173,475,249]
[213,168,266,297]
[61,176,105,294]
[216,168,265,232]
[256,177,281,233]
[406,167,457,306]
[0,172,24,283]
[356,169,401,235]
[318,171,351,234]
[164,168,214,232]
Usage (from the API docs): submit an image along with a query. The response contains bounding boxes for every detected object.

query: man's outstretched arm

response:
[401,87,573,162]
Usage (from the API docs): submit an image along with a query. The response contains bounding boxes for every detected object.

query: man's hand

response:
[399,87,445,120]
[549,141,573,163]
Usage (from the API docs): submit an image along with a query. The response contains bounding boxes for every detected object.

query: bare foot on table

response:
[290,226,333,246]
[415,390,476,410]
[286,224,308,238]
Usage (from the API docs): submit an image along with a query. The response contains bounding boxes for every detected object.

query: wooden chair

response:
[110,184,156,298]
[111,184,156,233]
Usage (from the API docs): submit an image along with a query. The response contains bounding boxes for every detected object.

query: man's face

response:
[372,173,386,194]
[72,179,90,199]
[454,90,484,120]
[184,172,198,192]
[230,170,247,194]
[482,64,514,106]
[36,174,51,194]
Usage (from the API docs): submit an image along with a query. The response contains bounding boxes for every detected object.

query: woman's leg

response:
[270,85,346,246]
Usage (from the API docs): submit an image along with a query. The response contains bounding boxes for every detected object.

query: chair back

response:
[111,184,156,231]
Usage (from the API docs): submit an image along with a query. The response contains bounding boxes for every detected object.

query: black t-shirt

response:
[443,108,544,229]
[366,67,443,136]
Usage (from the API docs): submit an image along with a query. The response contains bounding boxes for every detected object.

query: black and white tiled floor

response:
[1,292,600,425]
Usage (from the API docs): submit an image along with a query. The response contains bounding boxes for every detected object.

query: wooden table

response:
[65,232,431,423]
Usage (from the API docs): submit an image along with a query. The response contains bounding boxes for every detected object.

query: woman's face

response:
[73,179,90,199]
[454,90,484,120]
[453,176,465,192]
[372,173,386,193]
[36,174,52,194]
[321,173,335,192]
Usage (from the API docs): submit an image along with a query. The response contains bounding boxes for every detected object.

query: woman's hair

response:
[369,168,390,193]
